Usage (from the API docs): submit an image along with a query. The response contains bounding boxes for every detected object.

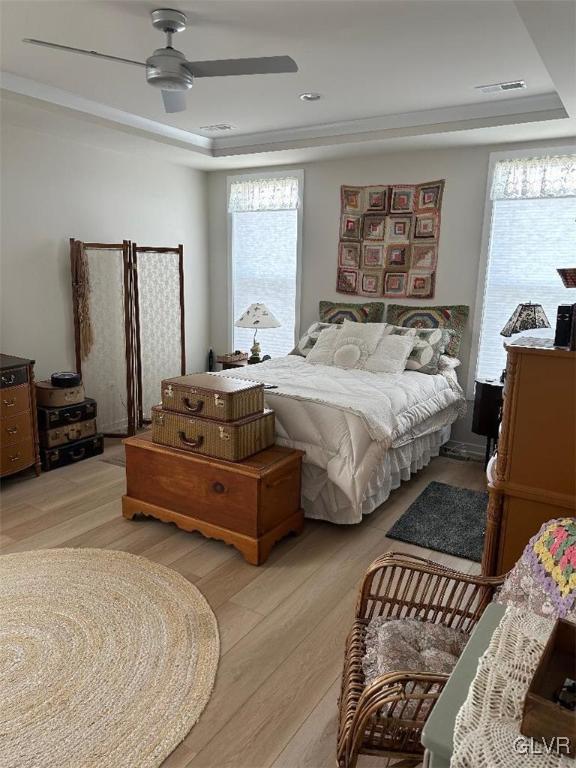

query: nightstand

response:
[472,379,503,468]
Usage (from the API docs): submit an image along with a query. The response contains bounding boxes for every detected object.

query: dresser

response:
[481,341,576,575]
[1,354,41,477]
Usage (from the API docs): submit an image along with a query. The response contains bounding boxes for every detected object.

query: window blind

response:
[229,175,301,357]
[476,154,576,382]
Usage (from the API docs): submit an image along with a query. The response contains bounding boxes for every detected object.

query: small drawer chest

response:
[122,432,305,565]
[0,354,41,477]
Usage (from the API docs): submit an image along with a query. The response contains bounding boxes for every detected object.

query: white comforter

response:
[217,356,465,521]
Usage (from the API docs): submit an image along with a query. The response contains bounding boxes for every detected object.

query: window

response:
[476,152,576,382]
[228,172,302,357]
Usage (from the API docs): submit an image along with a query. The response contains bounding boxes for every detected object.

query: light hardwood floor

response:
[0,441,485,768]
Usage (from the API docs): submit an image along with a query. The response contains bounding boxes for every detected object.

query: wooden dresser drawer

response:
[0,366,28,389]
[1,438,35,476]
[1,411,32,446]
[1,384,31,418]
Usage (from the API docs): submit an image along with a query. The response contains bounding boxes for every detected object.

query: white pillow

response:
[365,334,416,374]
[306,325,341,364]
[331,320,385,369]
[438,354,461,370]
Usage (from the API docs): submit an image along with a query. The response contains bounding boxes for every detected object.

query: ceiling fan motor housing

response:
[146,47,193,91]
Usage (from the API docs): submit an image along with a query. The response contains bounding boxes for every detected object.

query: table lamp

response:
[235,303,281,364]
[499,302,551,381]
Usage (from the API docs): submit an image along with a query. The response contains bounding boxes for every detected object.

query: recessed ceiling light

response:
[475,80,526,94]
[299,92,321,102]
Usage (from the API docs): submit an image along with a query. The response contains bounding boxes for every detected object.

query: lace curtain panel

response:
[228,176,300,212]
[80,249,129,435]
[491,154,576,200]
[136,251,183,421]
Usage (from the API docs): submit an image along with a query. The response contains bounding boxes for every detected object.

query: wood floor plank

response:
[181,522,393,758]
[230,522,346,615]
[269,679,341,768]
[215,600,264,655]
[189,587,356,768]
[0,499,121,554]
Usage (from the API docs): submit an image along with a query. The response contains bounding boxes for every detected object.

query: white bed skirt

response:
[287,425,451,524]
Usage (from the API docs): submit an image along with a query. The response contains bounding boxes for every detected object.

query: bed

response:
[217,355,465,524]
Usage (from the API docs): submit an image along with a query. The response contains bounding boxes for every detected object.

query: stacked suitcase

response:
[36,373,103,471]
[152,373,275,461]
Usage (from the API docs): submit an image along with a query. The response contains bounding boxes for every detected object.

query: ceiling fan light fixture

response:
[299,92,321,102]
[146,48,193,90]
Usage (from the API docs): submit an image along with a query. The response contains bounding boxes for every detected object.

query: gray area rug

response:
[387,481,488,562]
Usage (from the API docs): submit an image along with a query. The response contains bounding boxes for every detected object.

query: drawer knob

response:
[178,432,204,450]
[9,453,21,462]
[6,426,18,435]
[1,374,15,385]
[212,482,226,494]
[3,398,16,408]
[183,398,204,414]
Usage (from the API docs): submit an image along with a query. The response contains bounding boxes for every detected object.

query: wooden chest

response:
[122,432,304,565]
[151,405,275,461]
[1,354,40,478]
[161,373,264,422]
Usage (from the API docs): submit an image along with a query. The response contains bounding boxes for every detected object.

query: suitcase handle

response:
[178,432,204,450]
[64,411,82,422]
[183,398,204,415]
[70,448,86,461]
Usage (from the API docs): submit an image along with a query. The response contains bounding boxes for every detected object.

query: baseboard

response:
[441,440,484,462]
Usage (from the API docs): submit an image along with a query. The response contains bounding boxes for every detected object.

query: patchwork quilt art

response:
[337,180,445,299]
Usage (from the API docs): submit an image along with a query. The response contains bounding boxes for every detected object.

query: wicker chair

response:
[336,553,505,768]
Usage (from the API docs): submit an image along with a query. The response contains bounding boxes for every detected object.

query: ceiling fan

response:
[23,8,298,114]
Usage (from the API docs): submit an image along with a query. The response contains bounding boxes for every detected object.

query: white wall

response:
[0,119,209,380]
[207,139,569,449]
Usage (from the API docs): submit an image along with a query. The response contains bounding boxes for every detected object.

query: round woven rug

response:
[0,548,219,768]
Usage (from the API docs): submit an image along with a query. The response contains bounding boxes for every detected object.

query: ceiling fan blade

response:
[183,55,298,78]
[23,38,146,67]
[161,90,187,113]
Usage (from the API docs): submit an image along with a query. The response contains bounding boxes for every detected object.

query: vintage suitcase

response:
[39,418,97,448]
[152,405,275,461]
[37,398,97,431]
[40,433,104,471]
[161,373,264,422]
[36,380,85,408]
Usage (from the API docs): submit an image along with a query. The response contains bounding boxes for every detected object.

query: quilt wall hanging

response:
[337,179,445,299]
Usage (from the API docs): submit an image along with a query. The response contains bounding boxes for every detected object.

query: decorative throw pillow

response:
[438,354,461,371]
[385,324,450,375]
[292,321,334,357]
[386,304,469,357]
[364,334,415,374]
[495,517,576,620]
[305,325,342,365]
[330,320,385,369]
[319,300,385,325]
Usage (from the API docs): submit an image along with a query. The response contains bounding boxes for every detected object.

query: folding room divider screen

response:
[70,239,185,436]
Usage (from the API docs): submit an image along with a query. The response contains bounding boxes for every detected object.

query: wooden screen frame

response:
[70,239,136,436]
[131,244,185,428]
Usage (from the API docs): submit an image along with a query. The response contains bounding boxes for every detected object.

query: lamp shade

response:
[500,303,551,337]
[235,303,281,329]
